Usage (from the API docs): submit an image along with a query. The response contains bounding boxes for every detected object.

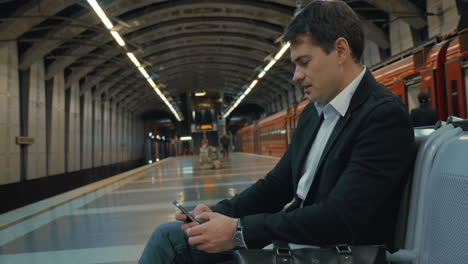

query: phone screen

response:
[172,200,198,222]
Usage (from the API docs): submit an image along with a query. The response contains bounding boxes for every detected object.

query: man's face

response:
[290,35,341,106]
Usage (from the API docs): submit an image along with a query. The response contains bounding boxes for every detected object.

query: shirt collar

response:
[315,66,366,118]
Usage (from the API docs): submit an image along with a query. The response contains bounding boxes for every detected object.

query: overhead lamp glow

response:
[180,136,192,141]
[258,71,266,79]
[249,79,258,89]
[110,31,125,46]
[138,67,150,79]
[87,0,114,29]
[264,59,277,72]
[274,42,291,60]
[147,79,157,88]
[195,91,206,96]
[127,52,141,67]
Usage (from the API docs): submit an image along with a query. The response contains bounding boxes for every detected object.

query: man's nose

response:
[292,69,304,82]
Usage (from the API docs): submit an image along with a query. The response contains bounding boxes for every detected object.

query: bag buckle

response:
[275,247,292,257]
[335,244,352,255]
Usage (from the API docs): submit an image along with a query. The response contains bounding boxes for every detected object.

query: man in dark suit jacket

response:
[139,1,414,263]
[410,92,438,127]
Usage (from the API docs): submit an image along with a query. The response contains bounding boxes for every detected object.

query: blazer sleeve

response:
[239,100,414,248]
[211,144,295,218]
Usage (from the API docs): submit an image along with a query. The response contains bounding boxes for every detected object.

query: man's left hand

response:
[186,212,237,253]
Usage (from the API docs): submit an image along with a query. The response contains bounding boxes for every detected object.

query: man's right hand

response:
[175,203,212,230]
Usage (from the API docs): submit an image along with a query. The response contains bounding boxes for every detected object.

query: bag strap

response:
[336,245,354,264]
[272,240,293,264]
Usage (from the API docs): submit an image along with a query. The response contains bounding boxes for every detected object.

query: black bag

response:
[234,241,386,264]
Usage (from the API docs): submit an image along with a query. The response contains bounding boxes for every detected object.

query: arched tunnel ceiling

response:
[0,0,427,118]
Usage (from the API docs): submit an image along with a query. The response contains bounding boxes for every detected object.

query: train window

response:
[465,69,468,115]
[451,80,459,117]
[405,77,421,112]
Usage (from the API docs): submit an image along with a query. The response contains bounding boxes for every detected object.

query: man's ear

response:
[335,37,351,65]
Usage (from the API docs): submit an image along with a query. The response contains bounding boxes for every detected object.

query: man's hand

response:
[174,204,212,230]
[186,212,237,253]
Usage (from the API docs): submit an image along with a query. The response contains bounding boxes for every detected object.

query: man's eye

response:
[299,60,309,66]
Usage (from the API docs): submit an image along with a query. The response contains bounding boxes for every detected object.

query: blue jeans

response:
[138,221,234,264]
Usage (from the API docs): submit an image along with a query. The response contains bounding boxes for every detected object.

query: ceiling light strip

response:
[110,31,125,46]
[223,42,290,119]
[87,0,114,29]
[87,0,183,121]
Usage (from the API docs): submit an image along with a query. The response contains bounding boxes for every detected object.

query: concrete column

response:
[0,41,20,184]
[118,106,125,162]
[111,101,118,164]
[93,95,102,168]
[123,110,129,161]
[363,40,382,67]
[26,60,47,180]
[136,119,144,160]
[128,113,133,160]
[116,105,122,163]
[67,81,80,172]
[102,98,111,166]
[276,96,283,111]
[295,85,303,104]
[390,15,416,55]
[428,0,459,38]
[81,89,93,169]
[48,72,65,176]
[288,88,295,106]
[282,92,288,109]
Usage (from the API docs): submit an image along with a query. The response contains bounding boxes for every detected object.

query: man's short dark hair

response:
[418,92,429,104]
[283,0,364,63]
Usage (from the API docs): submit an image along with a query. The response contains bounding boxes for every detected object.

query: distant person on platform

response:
[220,133,230,158]
[410,92,438,127]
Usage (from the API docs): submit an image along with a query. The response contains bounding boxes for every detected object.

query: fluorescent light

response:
[258,71,266,78]
[244,87,253,95]
[138,67,150,79]
[249,79,258,89]
[154,88,163,96]
[274,42,291,60]
[264,59,277,72]
[110,31,125,46]
[147,79,157,88]
[180,136,192,141]
[87,0,113,29]
[195,91,206,96]
[127,52,141,67]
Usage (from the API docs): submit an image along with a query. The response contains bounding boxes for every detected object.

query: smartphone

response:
[172,200,199,223]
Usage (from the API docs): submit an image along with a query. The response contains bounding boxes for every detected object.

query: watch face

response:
[233,231,244,247]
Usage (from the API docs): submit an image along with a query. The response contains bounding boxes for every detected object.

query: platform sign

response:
[16,136,34,145]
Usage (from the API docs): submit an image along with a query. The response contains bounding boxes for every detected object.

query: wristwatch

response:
[232,219,247,248]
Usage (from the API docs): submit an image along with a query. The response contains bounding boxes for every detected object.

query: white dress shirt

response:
[296,67,366,202]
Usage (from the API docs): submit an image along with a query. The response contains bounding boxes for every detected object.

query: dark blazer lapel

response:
[293,107,321,183]
[315,69,374,173]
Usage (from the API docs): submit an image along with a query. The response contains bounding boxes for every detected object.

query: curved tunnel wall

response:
[0,41,146,213]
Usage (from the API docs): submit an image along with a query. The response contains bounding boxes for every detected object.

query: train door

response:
[463,59,468,118]
[421,69,447,121]
[390,80,407,106]
[445,59,467,118]
[405,75,422,113]
[286,108,293,144]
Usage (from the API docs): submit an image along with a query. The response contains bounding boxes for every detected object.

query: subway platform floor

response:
[0,153,278,264]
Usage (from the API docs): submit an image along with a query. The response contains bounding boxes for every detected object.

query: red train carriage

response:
[257,108,288,157]
[237,31,468,157]
[372,53,418,107]
[445,29,468,118]
[237,123,257,154]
